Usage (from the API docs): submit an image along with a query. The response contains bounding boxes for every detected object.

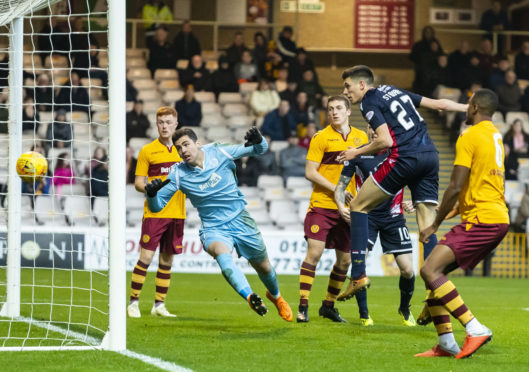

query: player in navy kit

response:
[337,65,467,320]
[335,125,416,326]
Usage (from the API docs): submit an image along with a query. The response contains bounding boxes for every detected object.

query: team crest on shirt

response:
[365,111,374,121]
[142,234,150,243]
[353,138,362,146]
[311,224,320,233]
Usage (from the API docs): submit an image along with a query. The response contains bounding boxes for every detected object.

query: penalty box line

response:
[14,316,191,372]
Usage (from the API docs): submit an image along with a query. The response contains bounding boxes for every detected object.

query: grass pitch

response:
[1,271,528,371]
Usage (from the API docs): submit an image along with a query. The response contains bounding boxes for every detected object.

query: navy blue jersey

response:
[360,85,437,154]
[342,152,405,222]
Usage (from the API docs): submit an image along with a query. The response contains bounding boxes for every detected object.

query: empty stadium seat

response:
[34,195,66,225]
[126,48,147,59]
[273,212,301,229]
[435,86,461,102]
[67,111,90,124]
[263,187,286,201]
[158,79,180,92]
[91,100,109,112]
[227,115,253,129]
[239,82,259,96]
[137,89,160,102]
[127,208,144,227]
[142,101,162,114]
[92,111,109,124]
[205,60,218,71]
[248,210,272,225]
[200,113,225,127]
[206,127,232,142]
[132,79,157,90]
[163,90,184,105]
[129,137,151,156]
[176,59,189,70]
[245,197,264,210]
[194,91,216,103]
[44,55,68,68]
[222,103,248,117]
[218,93,244,105]
[270,141,288,154]
[126,57,147,68]
[269,200,296,220]
[60,183,87,196]
[286,176,312,189]
[154,69,178,81]
[201,102,222,115]
[257,175,283,189]
[127,68,151,80]
[297,200,310,222]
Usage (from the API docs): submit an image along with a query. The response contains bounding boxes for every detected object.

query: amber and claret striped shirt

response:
[306,125,369,210]
[135,138,186,219]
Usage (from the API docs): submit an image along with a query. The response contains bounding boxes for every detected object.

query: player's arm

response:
[222,127,268,160]
[334,172,353,224]
[419,96,467,112]
[134,175,147,193]
[419,165,469,243]
[146,170,180,213]
[337,125,392,162]
[305,160,336,192]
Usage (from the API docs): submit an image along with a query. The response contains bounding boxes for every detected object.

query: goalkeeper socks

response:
[399,275,415,315]
[216,253,252,300]
[430,275,473,327]
[258,268,280,298]
[299,261,316,306]
[130,260,149,303]
[324,265,347,305]
[355,289,369,319]
[349,212,368,279]
[423,234,437,260]
[154,264,171,305]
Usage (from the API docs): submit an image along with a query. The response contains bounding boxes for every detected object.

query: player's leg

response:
[318,246,349,323]
[394,252,416,326]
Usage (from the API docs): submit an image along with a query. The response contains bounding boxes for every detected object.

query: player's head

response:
[327,95,351,126]
[156,106,179,141]
[342,65,374,104]
[465,89,498,125]
[173,128,202,164]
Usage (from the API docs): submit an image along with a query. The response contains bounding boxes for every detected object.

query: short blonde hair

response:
[156,106,178,119]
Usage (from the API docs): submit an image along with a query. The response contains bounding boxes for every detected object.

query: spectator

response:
[488,57,511,91]
[515,40,529,80]
[249,78,280,116]
[142,0,173,41]
[276,26,297,63]
[511,186,529,232]
[479,37,499,74]
[126,78,138,102]
[235,136,278,186]
[52,152,75,196]
[179,54,212,91]
[22,97,40,133]
[226,31,248,68]
[126,145,137,185]
[126,100,151,142]
[273,66,289,93]
[37,17,69,65]
[504,118,529,162]
[70,17,96,69]
[173,19,201,61]
[279,130,307,183]
[0,54,8,88]
[313,95,328,129]
[263,48,283,81]
[261,99,297,141]
[73,42,109,97]
[55,72,90,113]
[449,82,482,145]
[448,40,471,87]
[416,39,443,95]
[234,50,259,83]
[298,69,325,107]
[461,52,487,91]
[410,26,443,93]
[175,85,202,127]
[288,47,316,84]
[88,146,109,197]
[429,54,453,96]
[34,73,53,112]
[147,25,177,77]
[252,32,269,77]
[299,121,317,149]
[46,110,73,149]
[291,91,313,130]
[479,0,509,53]
[279,81,298,105]
[496,69,521,115]
[522,86,529,113]
[211,54,239,98]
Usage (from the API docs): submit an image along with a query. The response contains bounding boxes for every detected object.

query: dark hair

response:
[55,152,70,170]
[504,118,529,140]
[328,95,350,110]
[282,26,293,34]
[173,127,198,143]
[341,65,374,85]
[471,89,498,117]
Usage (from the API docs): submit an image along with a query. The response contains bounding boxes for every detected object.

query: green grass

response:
[1,271,528,371]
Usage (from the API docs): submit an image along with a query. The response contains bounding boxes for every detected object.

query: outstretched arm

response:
[420,97,468,112]
[220,127,269,160]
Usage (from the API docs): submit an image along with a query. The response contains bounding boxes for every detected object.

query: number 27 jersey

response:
[360,85,437,155]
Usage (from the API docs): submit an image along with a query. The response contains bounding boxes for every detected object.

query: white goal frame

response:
[0,0,126,351]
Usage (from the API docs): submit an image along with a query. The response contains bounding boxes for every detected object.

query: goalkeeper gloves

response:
[145,178,170,197]
[244,126,263,147]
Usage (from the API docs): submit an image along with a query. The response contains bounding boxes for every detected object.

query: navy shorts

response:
[367,216,413,255]
[372,151,439,205]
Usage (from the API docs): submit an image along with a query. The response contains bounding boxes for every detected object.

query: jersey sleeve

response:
[306,131,325,163]
[454,131,474,168]
[341,159,357,178]
[402,89,423,107]
[135,147,149,177]
[146,166,180,213]
[217,137,269,160]
[361,94,386,130]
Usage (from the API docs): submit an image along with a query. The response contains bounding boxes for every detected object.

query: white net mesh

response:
[0,0,111,349]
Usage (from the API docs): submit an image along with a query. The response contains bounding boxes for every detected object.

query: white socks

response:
[465,317,485,335]
[439,333,461,355]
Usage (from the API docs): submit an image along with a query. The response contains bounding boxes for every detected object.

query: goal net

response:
[0,0,126,351]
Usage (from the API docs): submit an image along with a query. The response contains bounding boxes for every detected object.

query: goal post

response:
[0,0,126,351]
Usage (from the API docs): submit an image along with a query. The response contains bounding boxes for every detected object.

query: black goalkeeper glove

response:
[145,178,170,197]
[244,126,263,147]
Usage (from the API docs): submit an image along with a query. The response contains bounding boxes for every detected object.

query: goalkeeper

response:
[145,127,293,322]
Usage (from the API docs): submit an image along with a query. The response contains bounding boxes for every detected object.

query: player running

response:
[336,65,467,317]
[128,106,185,318]
[145,127,293,322]
[334,125,416,327]
[298,95,368,323]
[416,89,509,358]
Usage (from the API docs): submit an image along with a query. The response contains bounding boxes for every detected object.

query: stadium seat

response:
[127,207,144,227]
[34,195,66,226]
[206,127,232,143]
[201,102,222,115]
[154,69,178,81]
[132,79,157,90]
[194,91,216,103]
[23,54,42,68]
[248,210,272,225]
[60,183,87,196]
[239,82,259,95]
[127,68,151,80]
[232,128,249,141]
[218,93,244,105]
[289,187,312,201]
[297,200,310,222]
[245,197,264,211]
[126,48,147,59]
[92,111,109,124]
[257,175,283,189]
[492,111,505,125]
[93,123,109,140]
[518,79,529,92]
[91,100,109,112]
[270,141,288,154]
[129,137,151,156]
[222,103,248,117]
[263,187,286,201]
[200,113,225,127]
[205,60,218,71]
[269,200,296,220]
[227,115,253,129]
[99,55,108,68]
[185,209,201,227]
[505,112,529,132]
[142,101,162,114]
[202,50,219,61]
[176,59,189,70]
[518,164,529,182]
[239,186,259,199]
[163,90,184,105]
[80,77,103,88]
[435,86,461,102]
[137,89,160,102]
[44,55,68,68]
[286,176,312,189]
[273,212,301,229]
[126,57,146,68]
[67,111,90,124]
[158,79,180,92]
